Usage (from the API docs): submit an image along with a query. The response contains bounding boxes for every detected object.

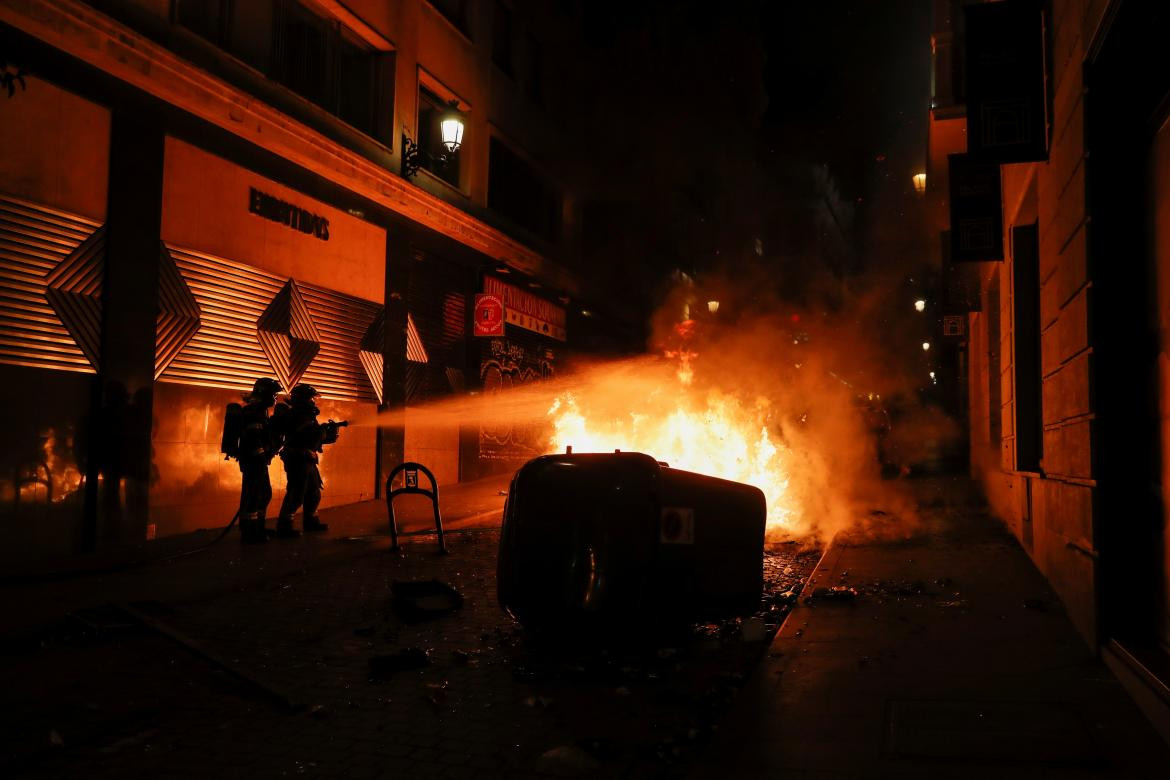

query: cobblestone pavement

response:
[4,531,819,778]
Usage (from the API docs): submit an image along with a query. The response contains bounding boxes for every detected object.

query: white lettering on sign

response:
[660,507,695,545]
[483,276,566,341]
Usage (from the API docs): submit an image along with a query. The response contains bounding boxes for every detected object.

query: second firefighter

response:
[274,383,347,537]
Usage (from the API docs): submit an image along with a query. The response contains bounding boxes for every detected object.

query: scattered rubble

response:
[809,585,859,603]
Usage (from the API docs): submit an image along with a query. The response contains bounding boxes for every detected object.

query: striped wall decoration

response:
[0,194,101,374]
[160,245,382,402]
[155,242,201,379]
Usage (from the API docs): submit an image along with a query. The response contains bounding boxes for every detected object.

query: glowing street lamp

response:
[913,172,927,194]
[922,341,931,351]
[914,299,926,312]
[707,300,720,314]
[439,101,465,154]
[401,100,465,179]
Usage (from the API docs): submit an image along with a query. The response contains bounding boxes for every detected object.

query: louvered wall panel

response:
[0,195,101,373]
[160,245,381,402]
[406,251,472,402]
[155,243,201,379]
[160,247,282,390]
[299,281,381,403]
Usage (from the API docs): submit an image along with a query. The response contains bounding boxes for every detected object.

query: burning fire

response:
[547,347,796,533]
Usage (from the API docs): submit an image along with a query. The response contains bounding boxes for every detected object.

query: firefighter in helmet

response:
[275,384,344,537]
[236,377,283,544]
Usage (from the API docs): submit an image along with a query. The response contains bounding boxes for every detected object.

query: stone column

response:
[377,227,411,494]
[84,112,164,550]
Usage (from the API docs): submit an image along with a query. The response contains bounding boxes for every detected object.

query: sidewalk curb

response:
[690,541,831,778]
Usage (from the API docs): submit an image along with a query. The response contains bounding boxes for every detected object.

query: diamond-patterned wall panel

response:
[0,195,102,374]
[44,224,106,371]
[158,246,381,403]
[406,313,429,364]
[155,242,201,379]
[257,280,321,391]
[298,281,382,403]
[358,308,384,404]
[358,349,384,404]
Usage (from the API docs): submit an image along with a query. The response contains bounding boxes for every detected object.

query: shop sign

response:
[948,154,1003,262]
[942,315,966,337]
[474,293,505,337]
[248,187,330,241]
[965,0,1048,163]
[483,276,566,341]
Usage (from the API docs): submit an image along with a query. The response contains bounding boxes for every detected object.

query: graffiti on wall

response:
[478,338,555,460]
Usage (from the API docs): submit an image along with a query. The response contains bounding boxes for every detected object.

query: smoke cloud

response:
[360,267,960,544]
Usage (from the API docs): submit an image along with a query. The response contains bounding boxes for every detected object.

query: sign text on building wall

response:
[483,276,566,341]
[474,294,506,337]
[248,187,330,241]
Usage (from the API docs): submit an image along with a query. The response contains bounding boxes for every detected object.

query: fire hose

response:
[0,509,242,585]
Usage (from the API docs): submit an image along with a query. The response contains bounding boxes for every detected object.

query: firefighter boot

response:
[275,516,301,539]
[240,515,267,544]
[303,515,329,533]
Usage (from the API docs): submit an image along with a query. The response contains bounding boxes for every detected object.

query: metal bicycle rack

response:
[385,462,446,553]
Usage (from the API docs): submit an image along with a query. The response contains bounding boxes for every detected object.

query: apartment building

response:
[0,0,621,566]
[927,0,1170,739]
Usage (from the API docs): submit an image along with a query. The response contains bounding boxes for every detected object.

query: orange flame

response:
[547,382,795,534]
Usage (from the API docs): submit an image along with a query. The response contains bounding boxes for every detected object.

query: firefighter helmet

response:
[250,377,282,400]
[290,383,319,402]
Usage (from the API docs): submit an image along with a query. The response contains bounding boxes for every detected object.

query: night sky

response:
[762,1,931,212]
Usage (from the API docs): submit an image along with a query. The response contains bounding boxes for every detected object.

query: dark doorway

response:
[1012,223,1042,472]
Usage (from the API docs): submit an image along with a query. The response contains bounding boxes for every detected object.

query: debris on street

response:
[809,585,859,603]
[3,530,818,777]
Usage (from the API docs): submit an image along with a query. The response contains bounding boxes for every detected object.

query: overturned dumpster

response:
[497,452,766,631]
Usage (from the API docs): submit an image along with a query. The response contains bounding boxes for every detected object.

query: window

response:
[489,137,560,243]
[417,87,462,187]
[525,34,543,106]
[228,0,278,73]
[337,29,378,134]
[276,0,331,109]
[272,3,385,139]
[173,0,230,45]
[492,1,513,75]
[428,0,471,37]
[173,0,389,144]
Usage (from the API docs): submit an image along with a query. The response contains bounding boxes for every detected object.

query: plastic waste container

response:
[497,451,766,631]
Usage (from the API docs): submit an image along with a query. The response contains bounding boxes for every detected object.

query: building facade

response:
[0,0,622,568]
[928,0,1170,740]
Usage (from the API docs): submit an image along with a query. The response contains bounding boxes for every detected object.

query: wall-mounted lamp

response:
[913,172,927,194]
[401,101,465,180]
[707,300,720,314]
[439,102,465,154]
[914,299,926,312]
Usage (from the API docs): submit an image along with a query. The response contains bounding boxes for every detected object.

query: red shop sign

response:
[474,293,506,337]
